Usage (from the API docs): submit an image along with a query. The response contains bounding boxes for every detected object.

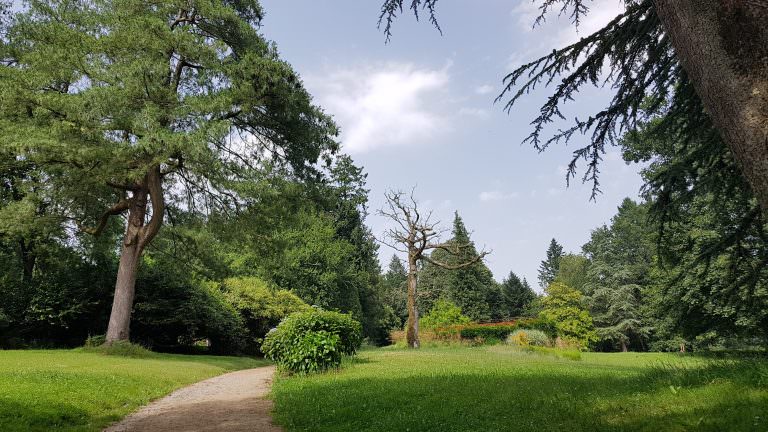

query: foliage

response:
[416,213,497,321]
[507,329,550,347]
[622,111,768,344]
[500,270,536,318]
[582,199,654,351]
[458,319,555,342]
[262,309,362,373]
[419,300,471,330]
[554,254,590,293]
[0,350,267,432]
[539,282,598,349]
[81,340,155,358]
[381,255,408,326]
[538,238,564,289]
[272,346,768,431]
[219,277,309,353]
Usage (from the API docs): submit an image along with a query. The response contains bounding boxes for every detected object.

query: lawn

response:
[0,349,268,432]
[271,345,768,431]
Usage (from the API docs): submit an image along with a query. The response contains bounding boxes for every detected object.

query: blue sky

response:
[259,0,641,289]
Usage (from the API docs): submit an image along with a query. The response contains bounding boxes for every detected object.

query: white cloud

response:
[304,62,450,153]
[479,190,519,202]
[475,84,494,95]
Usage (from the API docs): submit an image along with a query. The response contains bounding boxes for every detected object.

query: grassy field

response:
[0,349,268,432]
[272,345,768,432]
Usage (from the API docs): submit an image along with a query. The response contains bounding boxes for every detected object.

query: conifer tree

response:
[0,1,337,342]
[382,254,408,325]
[538,239,564,289]
[500,270,536,319]
[443,212,496,322]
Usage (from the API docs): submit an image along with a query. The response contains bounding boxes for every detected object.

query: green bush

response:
[262,309,362,373]
[420,300,472,330]
[460,324,518,340]
[507,329,550,347]
[220,277,310,353]
[459,319,556,343]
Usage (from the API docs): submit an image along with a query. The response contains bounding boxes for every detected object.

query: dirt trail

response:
[104,366,282,432]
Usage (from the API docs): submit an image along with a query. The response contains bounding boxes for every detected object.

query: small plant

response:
[81,340,154,358]
[262,308,362,374]
[507,329,550,347]
[84,334,106,348]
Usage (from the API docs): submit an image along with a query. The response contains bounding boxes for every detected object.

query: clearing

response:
[271,345,768,431]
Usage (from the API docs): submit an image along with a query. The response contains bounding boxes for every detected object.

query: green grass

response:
[272,345,768,431]
[0,349,268,432]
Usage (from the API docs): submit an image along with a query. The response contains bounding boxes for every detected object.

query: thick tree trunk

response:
[105,166,164,343]
[621,340,628,352]
[406,256,420,349]
[654,0,768,212]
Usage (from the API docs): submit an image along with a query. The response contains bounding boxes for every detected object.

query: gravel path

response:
[104,366,282,432]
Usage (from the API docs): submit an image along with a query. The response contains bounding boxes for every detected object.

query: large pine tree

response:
[500,271,536,319]
[442,212,496,322]
[0,1,337,342]
[538,238,564,289]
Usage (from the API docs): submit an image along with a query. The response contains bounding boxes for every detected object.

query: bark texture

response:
[406,258,420,349]
[105,165,164,343]
[655,0,768,211]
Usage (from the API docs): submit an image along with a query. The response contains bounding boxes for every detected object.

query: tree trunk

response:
[654,0,768,212]
[18,239,35,284]
[621,340,628,352]
[406,256,420,349]
[105,166,164,343]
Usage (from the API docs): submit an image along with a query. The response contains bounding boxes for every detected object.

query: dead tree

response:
[379,189,489,348]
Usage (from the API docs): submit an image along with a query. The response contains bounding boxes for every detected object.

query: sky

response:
[259,0,640,290]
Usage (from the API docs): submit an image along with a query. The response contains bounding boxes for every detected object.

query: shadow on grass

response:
[272,359,768,432]
[0,399,91,432]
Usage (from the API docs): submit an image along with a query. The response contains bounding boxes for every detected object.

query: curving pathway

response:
[104,366,282,432]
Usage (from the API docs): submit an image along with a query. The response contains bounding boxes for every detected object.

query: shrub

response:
[420,300,472,330]
[461,324,518,340]
[262,309,362,373]
[220,277,310,354]
[457,318,556,344]
[507,329,550,347]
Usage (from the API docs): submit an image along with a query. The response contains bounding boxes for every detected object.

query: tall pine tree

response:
[538,238,564,289]
[443,212,496,322]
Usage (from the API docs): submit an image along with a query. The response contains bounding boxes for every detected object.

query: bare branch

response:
[424,250,490,270]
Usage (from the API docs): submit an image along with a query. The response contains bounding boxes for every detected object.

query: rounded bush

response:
[261,308,362,374]
[507,329,550,347]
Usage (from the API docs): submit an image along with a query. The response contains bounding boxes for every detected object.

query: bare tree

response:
[379,189,489,348]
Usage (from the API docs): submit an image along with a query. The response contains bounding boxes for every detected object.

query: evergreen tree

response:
[500,270,536,319]
[583,199,654,351]
[538,239,564,289]
[382,255,408,326]
[443,212,496,322]
[0,1,338,342]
